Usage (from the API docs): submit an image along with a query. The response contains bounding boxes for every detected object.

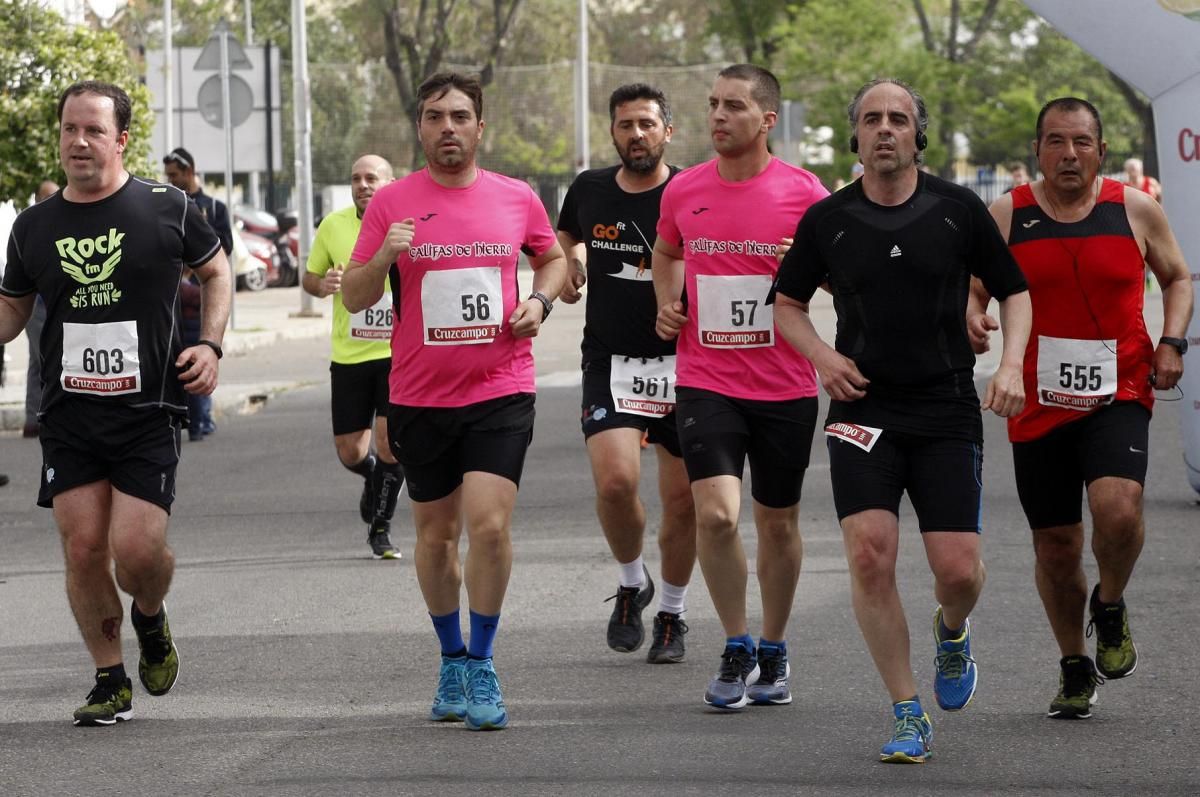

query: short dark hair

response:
[1035,97,1103,144]
[417,72,483,122]
[847,78,928,135]
[608,83,671,127]
[163,147,196,172]
[717,64,781,114]
[57,80,132,133]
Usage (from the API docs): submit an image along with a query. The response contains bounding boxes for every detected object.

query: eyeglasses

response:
[164,151,192,170]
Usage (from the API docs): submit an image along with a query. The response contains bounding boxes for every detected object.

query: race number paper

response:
[1036,335,1117,411]
[824,422,883,453]
[61,320,141,396]
[695,274,774,349]
[421,266,503,345]
[610,355,676,418]
[349,293,393,340]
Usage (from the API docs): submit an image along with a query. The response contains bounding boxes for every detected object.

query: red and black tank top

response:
[1006,178,1153,442]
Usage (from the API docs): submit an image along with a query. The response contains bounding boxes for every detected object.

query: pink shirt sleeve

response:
[523,188,557,261]
[655,181,682,248]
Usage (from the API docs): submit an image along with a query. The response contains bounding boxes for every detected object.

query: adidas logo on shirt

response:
[889,244,902,258]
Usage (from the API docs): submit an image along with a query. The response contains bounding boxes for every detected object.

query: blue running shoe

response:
[464,658,508,730]
[880,699,933,764]
[747,644,791,705]
[703,644,759,710]
[933,606,977,711]
[429,654,467,722]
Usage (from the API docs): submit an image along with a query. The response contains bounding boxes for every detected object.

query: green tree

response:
[0,0,155,207]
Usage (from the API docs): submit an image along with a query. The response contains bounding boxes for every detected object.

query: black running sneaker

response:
[73,676,133,726]
[133,604,179,697]
[604,565,655,652]
[1048,655,1104,719]
[1087,584,1138,679]
[704,644,760,710]
[646,612,688,664]
[368,522,400,560]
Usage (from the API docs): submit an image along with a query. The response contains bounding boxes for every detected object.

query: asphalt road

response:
[1,333,1197,796]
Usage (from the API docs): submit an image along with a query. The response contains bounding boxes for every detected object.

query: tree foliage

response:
[772,0,1150,183]
[0,0,156,207]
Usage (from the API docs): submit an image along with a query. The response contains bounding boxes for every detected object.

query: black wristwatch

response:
[529,291,553,321]
[198,339,224,359]
[1159,336,1189,356]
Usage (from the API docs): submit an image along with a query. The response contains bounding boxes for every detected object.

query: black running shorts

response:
[38,400,182,513]
[1012,401,1150,529]
[330,358,391,436]
[580,357,682,458]
[826,429,983,532]
[387,393,535,502]
[674,387,817,509]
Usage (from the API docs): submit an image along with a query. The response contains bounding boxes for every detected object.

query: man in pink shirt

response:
[652,64,828,711]
[343,72,567,731]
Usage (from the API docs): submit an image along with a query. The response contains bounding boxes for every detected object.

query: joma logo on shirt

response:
[56,228,124,285]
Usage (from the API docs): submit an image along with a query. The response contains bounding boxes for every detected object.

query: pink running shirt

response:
[656,158,826,400]
[351,168,558,407]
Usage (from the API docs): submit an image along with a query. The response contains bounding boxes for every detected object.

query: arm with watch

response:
[509,243,568,339]
[1134,190,1194,391]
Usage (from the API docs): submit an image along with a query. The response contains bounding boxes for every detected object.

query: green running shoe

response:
[1087,584,1138,679]
[1048,655,1104,719]
[73,675,133,726]
[134,604,179,696]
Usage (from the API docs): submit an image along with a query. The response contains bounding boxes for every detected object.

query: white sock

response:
[658,580,688,615]
[618,555,646,589]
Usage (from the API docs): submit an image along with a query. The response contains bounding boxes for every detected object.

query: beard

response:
[617,140,664,174]
[423,137,474,171]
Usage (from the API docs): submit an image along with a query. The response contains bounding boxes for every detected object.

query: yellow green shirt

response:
[306,205,393,364]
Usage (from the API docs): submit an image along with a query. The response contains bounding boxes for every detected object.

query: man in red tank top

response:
[1122,157,1162,203]
[969,97,1193,720]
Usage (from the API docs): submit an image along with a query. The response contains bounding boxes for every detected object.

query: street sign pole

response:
[291,0,318,317]
[218,20,237,329]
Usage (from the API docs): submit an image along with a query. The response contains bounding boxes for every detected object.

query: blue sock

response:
[727,634,755,654]
[468,610,501,660]
[430,609,465,656]
[758,638,786,653]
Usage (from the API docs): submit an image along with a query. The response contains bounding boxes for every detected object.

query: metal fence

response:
[266,59,1144,220]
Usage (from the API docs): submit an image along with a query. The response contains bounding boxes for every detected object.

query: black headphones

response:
[850,130,927,153]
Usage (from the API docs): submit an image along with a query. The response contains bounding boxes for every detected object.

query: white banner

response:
[1024,0,1200,495]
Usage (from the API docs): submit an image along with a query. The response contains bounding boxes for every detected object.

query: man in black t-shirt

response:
[0,81,231,727]
[557,84,695,664]
[772,79,1031,763]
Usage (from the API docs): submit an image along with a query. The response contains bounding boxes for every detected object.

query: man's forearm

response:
[342,256,391,312]
[530,255,567,301]
[198,257,232,342]
[1161,274,1194,339]
[652,255,684,307]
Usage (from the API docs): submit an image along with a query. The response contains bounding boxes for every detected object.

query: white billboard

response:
[143,45,283,176]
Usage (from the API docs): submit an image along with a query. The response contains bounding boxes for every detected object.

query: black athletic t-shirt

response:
[558,165,679,363]
[3,176,221,416]
[773,172,1027,442]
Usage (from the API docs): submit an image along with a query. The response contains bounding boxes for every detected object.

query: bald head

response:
[352,155,393,215]
[36,180,60,202]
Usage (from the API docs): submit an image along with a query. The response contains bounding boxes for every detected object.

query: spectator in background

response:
[163,147,232,440]
[1123,157,1162,203]
[1009,162,1031,190]
[22,179,60,438]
